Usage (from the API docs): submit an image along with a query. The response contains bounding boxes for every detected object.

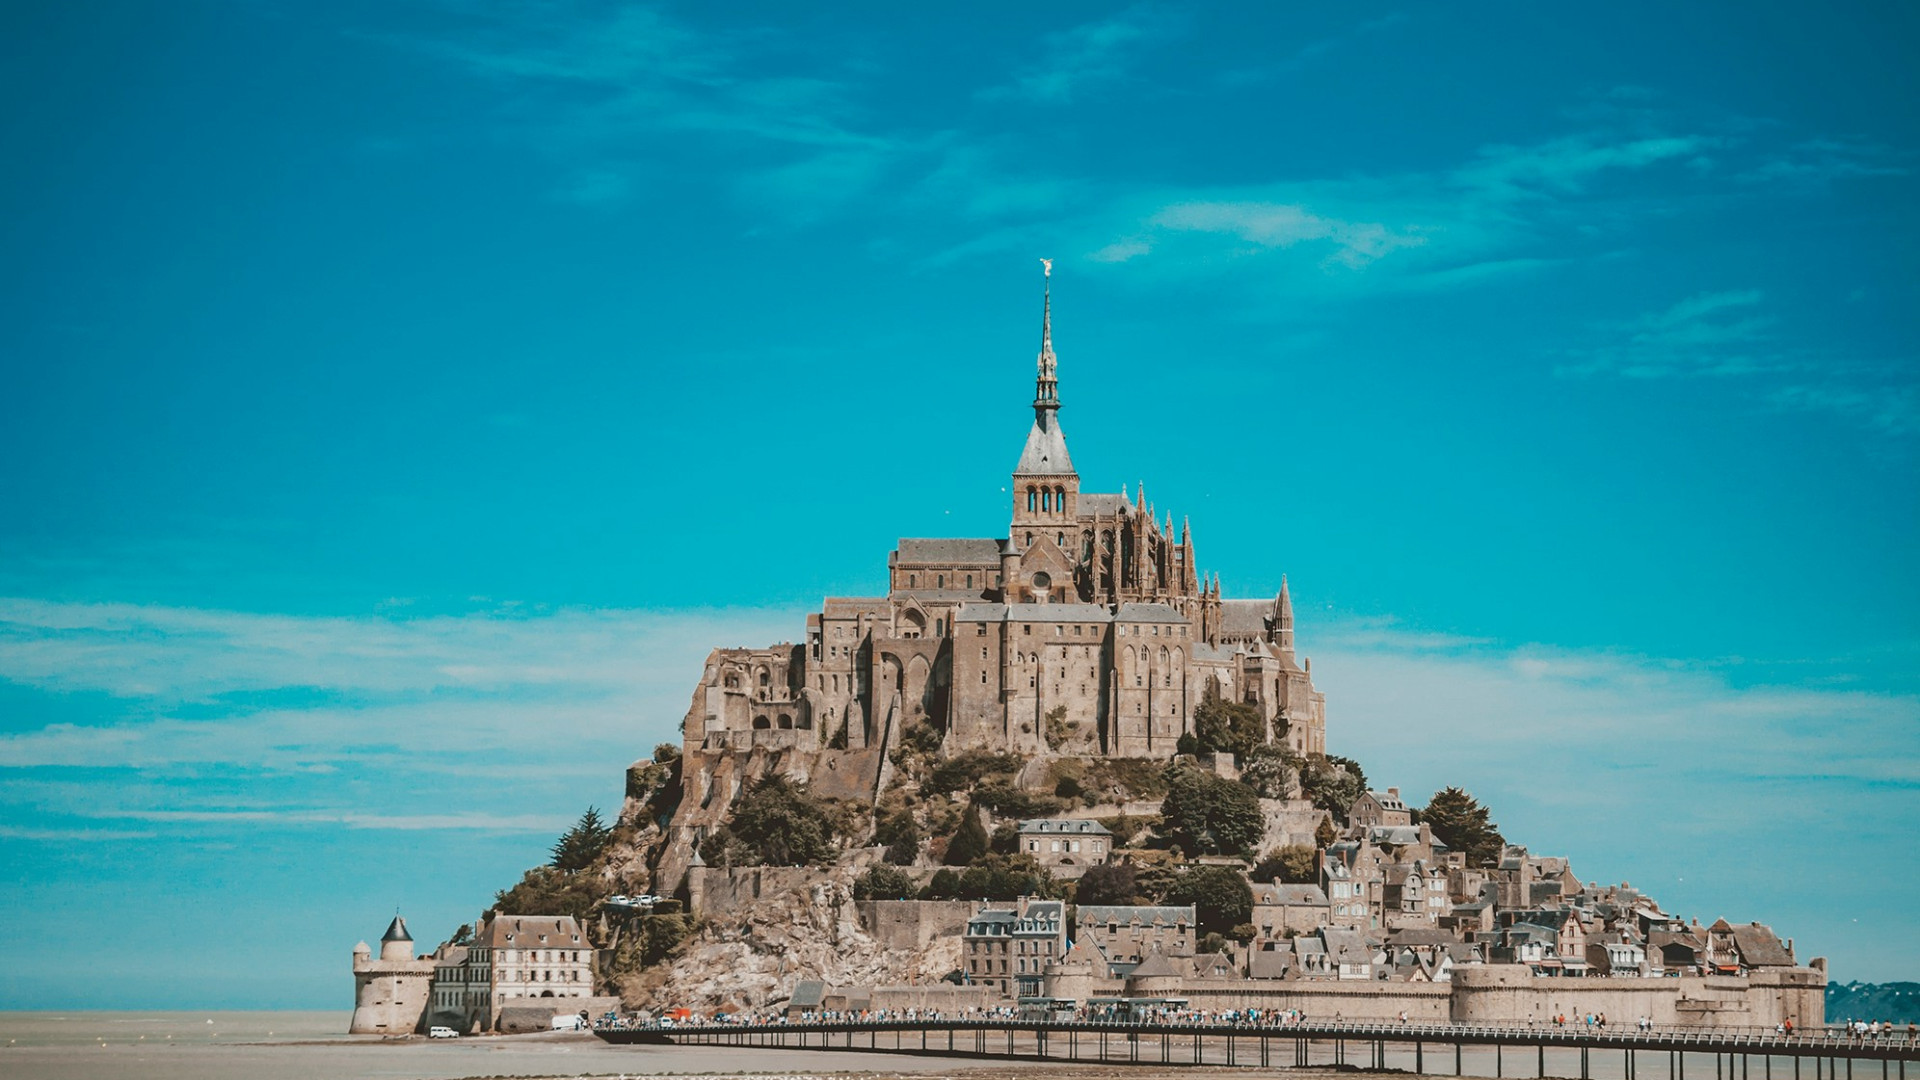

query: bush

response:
[874,809,921,865]
[944,805,990,866]
[973,781,1063,819]
[1165,864,1254,937]
[1250,844,1319,884]
[854,864,918,901]
[494,865,607,925]
[955,853,1058,901]
[1074,862,1140,906]
[1239,744,1302,800]
[1301,754,1369,818]
[718,776,834,866]
[925,751,1026,796]
[1160,765,1265,857]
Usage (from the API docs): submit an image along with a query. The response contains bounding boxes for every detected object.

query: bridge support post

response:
[1498,1041,1504,1078]
[1541,1043,1547,1077]
[1457,1042,1463,1076]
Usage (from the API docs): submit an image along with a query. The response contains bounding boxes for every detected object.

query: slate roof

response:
[822,597,890,617]
[1127,948,1179,979]
[1251,884,1329,906]
[478,915,585,949]
[1218,599,1273,636]
[892,589,993,605]
[788,980,827,1009]
[1015,417,1075,475]
[382,915,412,943]
[1005,603,1112,621]
[1078,492,1132,516]
[1079,904,1195,927]
[895,538,1004,565]
[1731,923,1794,967]
[1114,603,1186,623]
[1019,818,1112,836]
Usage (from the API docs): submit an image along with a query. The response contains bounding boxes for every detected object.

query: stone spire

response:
[1035,258,1058,417]
[1274,574,1295,654]
[1013,260,1074,478]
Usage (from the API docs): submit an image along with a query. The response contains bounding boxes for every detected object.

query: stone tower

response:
[349,915,436,1035]
[1011,260,1079,540]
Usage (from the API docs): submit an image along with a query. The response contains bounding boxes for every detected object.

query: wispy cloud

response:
[0,599,796,833]
[976,6,1175,104]
[1558,289,1780,378]
[1149,201,1427,269]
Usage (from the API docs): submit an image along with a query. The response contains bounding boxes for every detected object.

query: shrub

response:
[854,864,918,901]
[1239,744,1303,799]
[925,751,1026,796]
[944,805,990,866]
[1251,844,1319,884]
[719,776,834,866]
[1074,862,1140,906]
[874,809,921,865]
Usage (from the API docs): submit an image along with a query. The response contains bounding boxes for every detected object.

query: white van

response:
[428,1026,459,1039]
[549,1014,586,1031]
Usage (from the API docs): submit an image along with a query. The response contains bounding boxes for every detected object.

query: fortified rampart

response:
[857,899,972,952]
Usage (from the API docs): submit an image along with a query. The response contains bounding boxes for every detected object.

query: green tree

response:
[1159,765,1265,857]
[1239,744,1302,799]
[723,776,834,866]
[494,865,606,924]
[944,804,990,866]
[1251,844,1319,884]
[853,864,918,901]
[954,853,1057,901]
[921,868,962,900]
[1191,698,1267,759]
[874,808,921,865]
[1165,864,1254,937]
[1314,815,1339,849]
[1074,862,1140,906]
[609,912,693,973]
[449,923,473,946]
[1300,755,1367,818]
[551,807,614,872]
[1421,786,1505,867]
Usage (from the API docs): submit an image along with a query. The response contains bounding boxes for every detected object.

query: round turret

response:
[379,915,414,961]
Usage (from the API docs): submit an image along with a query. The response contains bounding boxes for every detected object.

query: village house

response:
[1075,904,1196,977]
[1347,787,1413,829]
[1251,882,1332,942]
[1016,818,1112,880]
[964,897,1065,998]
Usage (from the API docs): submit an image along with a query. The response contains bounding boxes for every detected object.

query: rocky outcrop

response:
[621,864,961,1011]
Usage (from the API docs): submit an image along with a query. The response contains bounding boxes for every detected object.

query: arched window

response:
[1056,486,1066,512]
[935,618,945,637]
[1027,487,1037,512]
[1041,489,1051,512]
[753,715,770,730]
[777,714,792,729]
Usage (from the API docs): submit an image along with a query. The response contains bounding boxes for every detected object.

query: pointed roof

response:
[382,915,412,943]
[1016,261,1074,476]
[1128,946,1179,979]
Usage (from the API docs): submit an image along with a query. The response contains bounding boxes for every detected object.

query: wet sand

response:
[0,1012,1348,1080]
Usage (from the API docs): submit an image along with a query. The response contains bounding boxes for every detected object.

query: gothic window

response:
[1055,486,1066,511]
[909,574,917,587]
[1057,532,1065,547]
[1027,487,1037,512]
[1041,490,1051,512]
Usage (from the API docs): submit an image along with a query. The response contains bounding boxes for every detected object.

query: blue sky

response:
[0,1,1914,1006]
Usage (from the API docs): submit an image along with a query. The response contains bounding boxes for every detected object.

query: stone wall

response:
[349,958,435,1035]
[687,865,826,917]
[1450,966,1824,1030]
[495,996,623,1033]
[1184,981,1452,1020]
[857,900,972,951]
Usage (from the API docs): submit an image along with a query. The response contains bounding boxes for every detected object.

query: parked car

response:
[428,1026,459,1039]
[550,1014,587,1031]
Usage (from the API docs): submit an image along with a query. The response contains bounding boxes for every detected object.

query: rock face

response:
[630,864,960,1011]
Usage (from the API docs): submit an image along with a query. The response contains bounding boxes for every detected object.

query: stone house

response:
[1251,882,1331,942]
[428,914,596,1033]
[1382,859,1450,928]
[1016,818,1111,880]
[1347,787,1413,829]
[964,897,1065,998]
[1076,904,1196,977]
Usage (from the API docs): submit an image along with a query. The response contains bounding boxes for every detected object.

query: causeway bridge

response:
[599,1019,1919,1079]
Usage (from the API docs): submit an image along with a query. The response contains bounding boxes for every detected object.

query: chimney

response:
[1388,787,1400,800]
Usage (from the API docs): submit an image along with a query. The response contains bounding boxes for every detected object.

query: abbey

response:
[681,273,1325,767]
